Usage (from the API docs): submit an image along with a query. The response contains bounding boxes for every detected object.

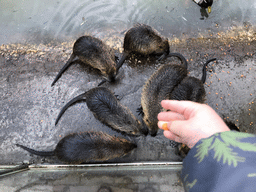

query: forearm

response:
[181,131,256,192]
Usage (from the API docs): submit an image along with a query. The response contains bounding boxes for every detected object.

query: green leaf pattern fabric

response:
[181,131,256,192]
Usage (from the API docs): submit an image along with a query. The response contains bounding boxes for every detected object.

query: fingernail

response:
[162,123,169,131]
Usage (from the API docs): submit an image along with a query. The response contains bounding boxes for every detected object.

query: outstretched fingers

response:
[158,111,185,122]
[161,100,200,119]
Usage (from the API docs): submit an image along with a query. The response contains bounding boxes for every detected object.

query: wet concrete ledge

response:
[0,26,256,166]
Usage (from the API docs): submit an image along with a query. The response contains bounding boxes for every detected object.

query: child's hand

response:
[158,100,230,148]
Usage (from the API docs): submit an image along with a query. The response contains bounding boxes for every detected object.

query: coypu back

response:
[141,64,187,136]
[123,24,169,55]
[55,87,148,136]
[73,36,117,82]
[55,132,137,164]
[117,24,169,69]
[170,58,217,103]
[16,132,137,164]
[51,36,117,86]
[170,76,206,103]
[86,87,148,136]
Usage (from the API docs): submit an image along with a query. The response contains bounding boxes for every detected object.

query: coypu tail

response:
[116,52,129,73]
[16,144,55,156]
[201,58,217,84]
[164,53,188,69]
[55,92,87,125]
[51,53,76,86]
[97,79,107,86]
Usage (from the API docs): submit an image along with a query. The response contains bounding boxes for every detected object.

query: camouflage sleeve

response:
[181,131,256,192]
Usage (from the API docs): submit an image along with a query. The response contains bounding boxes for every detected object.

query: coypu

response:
[116,23,170,69]
[51,36,118,87]
[140,56,216,136]
[169,57,217,102]
[16,131,137,164]
[140,54,188,136]
[193,0,213,13]
[55,87,148,136]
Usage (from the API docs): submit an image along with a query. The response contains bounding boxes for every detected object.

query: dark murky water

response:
[1,0,256,44]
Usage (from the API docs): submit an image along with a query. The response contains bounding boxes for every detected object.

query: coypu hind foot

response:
[55,87,148,136]
[51,36,118,86]
[16,131,137,164]
[116,23,170,69]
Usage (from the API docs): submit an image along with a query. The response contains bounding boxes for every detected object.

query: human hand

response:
[158,100,230,148]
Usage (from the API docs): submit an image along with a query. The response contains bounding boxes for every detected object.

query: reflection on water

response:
[0,0,256,44]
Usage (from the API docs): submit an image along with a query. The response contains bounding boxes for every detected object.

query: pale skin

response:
[157,100,230,149]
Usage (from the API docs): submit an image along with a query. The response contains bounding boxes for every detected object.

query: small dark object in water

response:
[51,36,117,86]
[141,55,216,136]
[116,23,170,70]
[16,131,137,164]
[55,87,148,136]
[193,0,213,13]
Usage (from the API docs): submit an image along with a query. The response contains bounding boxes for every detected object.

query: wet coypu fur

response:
[16,131,137,164]
[116,23,170,69]
[140,55,216,136]
[51,36,118,86]
[55,87,148,136]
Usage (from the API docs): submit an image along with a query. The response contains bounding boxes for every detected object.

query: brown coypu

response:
[16,131,137,164]
[140,56,216,136]
[55,87,148,136]
[169,58,217,102]
[51,36,118,87]
[116,23,170,69]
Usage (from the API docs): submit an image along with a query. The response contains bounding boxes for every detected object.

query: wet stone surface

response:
[0,26,256,165]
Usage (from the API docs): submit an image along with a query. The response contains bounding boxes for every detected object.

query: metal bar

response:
[0,164,29,178]
[27,162,183,171]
